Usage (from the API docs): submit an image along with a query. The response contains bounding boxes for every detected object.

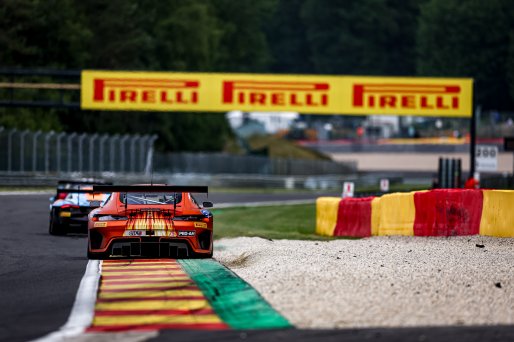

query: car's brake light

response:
[61,204,79,209]
[57,193,67,200]
[94,215,128,222]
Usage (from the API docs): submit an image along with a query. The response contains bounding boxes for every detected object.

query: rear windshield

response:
[58,183,95,190]
[65,192,109,206]
[120,193,182,205]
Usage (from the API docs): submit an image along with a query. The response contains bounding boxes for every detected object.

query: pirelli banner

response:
[81,70,473,117]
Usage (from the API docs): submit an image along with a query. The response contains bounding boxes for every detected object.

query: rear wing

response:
[92,185,208,194]
[57,189,109,194]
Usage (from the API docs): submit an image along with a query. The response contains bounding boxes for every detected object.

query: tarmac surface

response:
[1,193,513,342]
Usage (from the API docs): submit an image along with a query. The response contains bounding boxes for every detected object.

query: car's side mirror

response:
[89,200,102,208]
[202,201,213,208]
[49,196,55,202]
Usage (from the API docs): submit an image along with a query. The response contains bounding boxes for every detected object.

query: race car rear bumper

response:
[89,236,211,258]
[110,238,190,258]
[57,217,89,232]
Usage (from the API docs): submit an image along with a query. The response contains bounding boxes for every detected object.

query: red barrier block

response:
[333,197,374,237]
[413,189,483,236]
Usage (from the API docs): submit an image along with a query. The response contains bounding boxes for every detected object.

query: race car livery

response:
[87,185,213,259]
[49,181,111,235]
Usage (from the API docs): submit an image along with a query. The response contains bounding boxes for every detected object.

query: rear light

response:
[93,214,128,222]
[173,215,206,221]
[57,193,67,200]
[61,204,79,209]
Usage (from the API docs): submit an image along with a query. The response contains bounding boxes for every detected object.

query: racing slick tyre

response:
[49,211,65,236]
[192,251,213,259]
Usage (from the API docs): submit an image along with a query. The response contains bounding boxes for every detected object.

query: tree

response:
[151,1,223,71]
[301,0,422,75]
[266,0,314,73]
[0,0,91,68]
[76,0,154,69]
[417,0,513,110]
[210,0,276,72]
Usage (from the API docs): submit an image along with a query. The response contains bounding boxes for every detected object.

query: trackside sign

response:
[81,71,473,117]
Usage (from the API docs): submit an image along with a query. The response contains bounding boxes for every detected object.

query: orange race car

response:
[87,185,213,259]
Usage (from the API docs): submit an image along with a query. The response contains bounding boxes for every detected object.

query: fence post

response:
[56,132,66,174]
[89,134,98,174]
[44,131,55,174]
[67,132,77,172]
[139,135,150,173]
[32,130,42,172]
[7,129,16,173]
[120,134,130,173]
[109,134,120,171]
[130,134,139,173]
[19,130,29,172]
[145,135,158,176]
[0,127,4,171]
[99,134,109,172]
[78,133,87,172]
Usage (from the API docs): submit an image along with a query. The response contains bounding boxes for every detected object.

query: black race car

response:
[49,180,111,235]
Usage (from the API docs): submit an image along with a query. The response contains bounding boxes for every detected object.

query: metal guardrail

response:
[0,172,352,190]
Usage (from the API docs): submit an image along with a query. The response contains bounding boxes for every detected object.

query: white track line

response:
[33,260,101,342]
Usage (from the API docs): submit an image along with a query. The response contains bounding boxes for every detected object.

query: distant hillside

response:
[247,135,332,161]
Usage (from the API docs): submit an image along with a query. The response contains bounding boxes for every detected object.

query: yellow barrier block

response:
[371,197,381,236]
[316,197,341,236]
[480,190,514,237]
[376,192,415,236]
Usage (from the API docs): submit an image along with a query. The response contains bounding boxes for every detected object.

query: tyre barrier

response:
[316,189,514,238]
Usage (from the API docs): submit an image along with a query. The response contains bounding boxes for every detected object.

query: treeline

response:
[0,0,513,151]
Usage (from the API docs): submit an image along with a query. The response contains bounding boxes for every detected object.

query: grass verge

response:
[213,203,330,240]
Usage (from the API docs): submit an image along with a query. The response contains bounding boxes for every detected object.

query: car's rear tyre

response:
[192,251,213,259]
[49,211,65,236]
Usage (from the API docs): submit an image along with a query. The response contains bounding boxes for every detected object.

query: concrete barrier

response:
[480,190,514,237]
[315,197,341,236]
[414,189,482,236]
[316,189,514,238]
[375,192,415,236]
[333,197,374,237]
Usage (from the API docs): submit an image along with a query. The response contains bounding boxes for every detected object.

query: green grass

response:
[213,203,330,240]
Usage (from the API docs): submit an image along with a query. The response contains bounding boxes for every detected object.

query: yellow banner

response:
[81,71,473,117]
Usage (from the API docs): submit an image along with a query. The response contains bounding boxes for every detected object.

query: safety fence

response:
[317,189,514,238]
[153,152,356,176]
[0,127,157,174]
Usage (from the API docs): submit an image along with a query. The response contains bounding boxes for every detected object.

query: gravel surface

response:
[214,236,514,329]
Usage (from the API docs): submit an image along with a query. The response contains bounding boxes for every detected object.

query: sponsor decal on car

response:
[94,222,108,228]
[178,230,196,237]
[122,230,178,237]
[194,222,207,228]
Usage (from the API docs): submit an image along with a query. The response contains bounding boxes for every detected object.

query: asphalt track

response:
[1,193,513,342]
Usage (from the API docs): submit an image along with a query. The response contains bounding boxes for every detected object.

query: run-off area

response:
[215,236,514,328]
